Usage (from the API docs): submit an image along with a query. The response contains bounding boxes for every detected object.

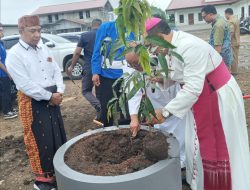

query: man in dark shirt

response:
[0,23,17,119]
[67,19,102,120]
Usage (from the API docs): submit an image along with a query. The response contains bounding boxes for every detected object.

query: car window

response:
[3,38,19,49]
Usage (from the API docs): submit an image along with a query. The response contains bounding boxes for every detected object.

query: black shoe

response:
[33,181,56,190]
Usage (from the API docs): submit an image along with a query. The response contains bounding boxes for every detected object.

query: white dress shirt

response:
[164,31,222,119]
[6,39,65,101]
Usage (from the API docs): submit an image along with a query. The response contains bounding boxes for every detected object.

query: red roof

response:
[167,0,239,11]
[32,0,108,15]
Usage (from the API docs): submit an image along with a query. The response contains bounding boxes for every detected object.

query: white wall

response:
[39,8,108,25]
[3,25,18,36]
[234,0,250,19]
[168,0,250,27]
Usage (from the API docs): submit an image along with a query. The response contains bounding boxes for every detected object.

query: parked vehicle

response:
[240,17,250,34]
[2,33,84,80]
[57,32,85,43]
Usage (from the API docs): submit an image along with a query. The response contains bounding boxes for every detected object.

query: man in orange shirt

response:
[225,8,240,75]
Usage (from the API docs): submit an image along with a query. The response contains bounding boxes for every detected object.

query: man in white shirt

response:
[128,17,249,190]
[6,15,66,190]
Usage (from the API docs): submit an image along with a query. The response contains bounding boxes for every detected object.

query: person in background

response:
[0,22,18,119]
[91,20,134,127]
[6,15,66,190]
[143,17,249,190]
[67,19,102,121]
[201,5,233,68]
[225,8,240,76]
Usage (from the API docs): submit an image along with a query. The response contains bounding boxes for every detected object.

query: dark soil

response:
[64,128,169,176]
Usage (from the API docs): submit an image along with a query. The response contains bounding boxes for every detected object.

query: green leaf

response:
[108,40,125,65]
[145,35,176,49]
[170,50,184,62]
[115,15,126,45]
[157,54,168,78]
[142,106,152,123]
[107,97,118,122]
[112,77,124,98]
[127,80,144,100]
[144,96,157,119]
[133,1,143,15]
[138,46,150,75]
[118,94,127,118]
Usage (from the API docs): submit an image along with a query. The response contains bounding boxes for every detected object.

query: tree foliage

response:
[106,0,183,126]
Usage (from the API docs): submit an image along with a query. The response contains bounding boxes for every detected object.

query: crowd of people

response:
[0,3,249,190]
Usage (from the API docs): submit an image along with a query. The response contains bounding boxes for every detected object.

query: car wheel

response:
[65,58,84,80]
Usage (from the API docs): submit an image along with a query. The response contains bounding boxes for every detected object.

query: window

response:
[48,15,52,23]
[55,14,59,21]
[169,14,175,23]
[248,5,250,16]
[86,10,90,18]
[79,11,83,19]
[241,7,245,18]
[198,13,203,21]
[179,15,184,23]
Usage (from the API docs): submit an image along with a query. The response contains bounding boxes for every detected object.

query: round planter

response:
[53,125,182,190]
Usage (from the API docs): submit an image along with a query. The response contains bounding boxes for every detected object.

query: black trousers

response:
[95,76,130,127]
[31,99,67,173]
[0,77,12,114]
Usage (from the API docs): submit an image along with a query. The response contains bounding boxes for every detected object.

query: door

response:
[188,13,194,25]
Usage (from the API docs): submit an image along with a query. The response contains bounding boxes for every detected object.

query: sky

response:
[0,0,171,24]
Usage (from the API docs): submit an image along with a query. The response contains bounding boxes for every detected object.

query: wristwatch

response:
[162,108,170,119]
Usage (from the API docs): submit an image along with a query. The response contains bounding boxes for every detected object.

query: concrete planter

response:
[53,126,182,190]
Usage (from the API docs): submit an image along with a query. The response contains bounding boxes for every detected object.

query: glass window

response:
[198,13,203,21]
[48,15,52,23]
[179,15,184,23]
[241,7,245,18]
[86,10,90,18]
[79,11,83,19]
[55,14,59,21]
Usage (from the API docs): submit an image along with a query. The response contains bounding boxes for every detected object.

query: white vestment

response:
[164,30,249,190]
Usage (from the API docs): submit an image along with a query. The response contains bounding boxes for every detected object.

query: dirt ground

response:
[0,34,249,190]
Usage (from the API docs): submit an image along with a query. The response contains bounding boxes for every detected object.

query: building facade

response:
[166,0,250,27]
[32,0,114,34]
[2,24,18,36]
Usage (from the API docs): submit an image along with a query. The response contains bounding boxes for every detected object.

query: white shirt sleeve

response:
[47,48,65,93]
[165,46,208,119]
[128,89,143,115]
[6,51,52,101]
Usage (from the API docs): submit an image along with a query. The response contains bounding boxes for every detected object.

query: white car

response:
[2,33,84,80]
